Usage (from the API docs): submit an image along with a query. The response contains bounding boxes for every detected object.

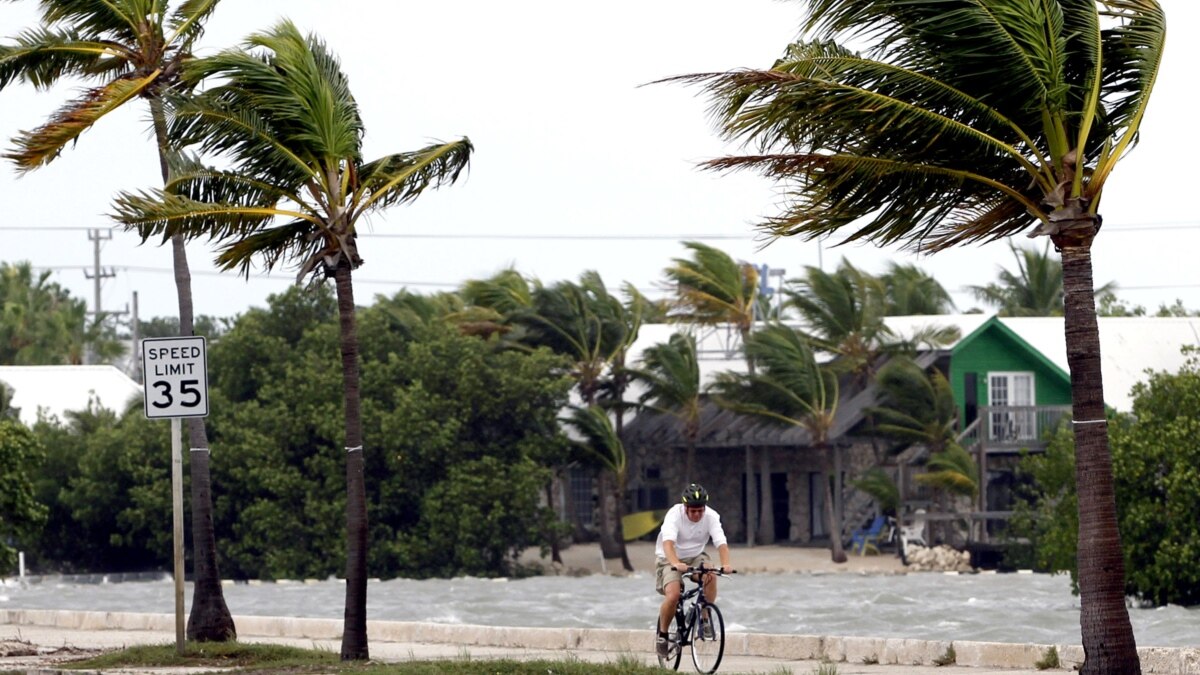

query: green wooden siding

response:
[949,318,1071,423]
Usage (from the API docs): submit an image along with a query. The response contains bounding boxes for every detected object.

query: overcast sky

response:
[1,0,1197,323]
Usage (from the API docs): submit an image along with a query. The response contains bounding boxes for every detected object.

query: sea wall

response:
[2,609,1197,673]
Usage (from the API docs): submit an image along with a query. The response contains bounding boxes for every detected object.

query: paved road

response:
[2,624,1064,674]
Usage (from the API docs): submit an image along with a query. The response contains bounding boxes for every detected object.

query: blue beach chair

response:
[849,515,887,555]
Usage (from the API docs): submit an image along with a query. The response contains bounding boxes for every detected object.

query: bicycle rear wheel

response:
[689,603,724,673]
[655,616,682,670]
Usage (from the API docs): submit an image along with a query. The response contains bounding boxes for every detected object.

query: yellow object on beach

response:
[621,510,666,541]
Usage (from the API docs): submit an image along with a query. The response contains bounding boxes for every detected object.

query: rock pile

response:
[904,544,974,572]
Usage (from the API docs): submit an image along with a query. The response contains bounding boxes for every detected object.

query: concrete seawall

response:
[2,609,1197,673]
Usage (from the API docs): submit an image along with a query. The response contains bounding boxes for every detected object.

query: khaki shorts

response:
[655,553,711,595]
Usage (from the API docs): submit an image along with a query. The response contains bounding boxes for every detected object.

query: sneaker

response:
[656,635,670,658]
[701,619,715,640]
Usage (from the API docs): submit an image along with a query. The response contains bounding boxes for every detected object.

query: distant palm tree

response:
[711,323,846,563]
[675,1,1164,666]
[878,263,956,316]
[662,241,770,543]
[110,21,473,660]
[971,241,1116,316]
[868,357,959,455]
[664,241,760,357]
[560,404,631,567]
[0,0,234,641]
[785,260,891,383]
[626,331,704,481]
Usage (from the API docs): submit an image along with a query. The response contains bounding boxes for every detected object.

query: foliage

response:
[0,262,122,365]
[878,262,956,316]
[1011,350,1200,606]
[0,420,47,571]
[850,468,899,517]
[1036,646,1061,670]
[663,241,759,334]
[26,405,170,573]
[913,444,978,499]
[969,242,1115,317]
[21,287,573,579]
[867,357,959,453]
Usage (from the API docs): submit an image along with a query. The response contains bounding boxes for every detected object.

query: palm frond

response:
[0,27,122,89]
[6,73,155,170]
[356,138,474,214]
[559,405,626,474]
[167,0,222,51]
[663,241,759,328]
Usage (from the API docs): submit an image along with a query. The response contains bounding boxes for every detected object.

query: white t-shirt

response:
[655,503,728,560]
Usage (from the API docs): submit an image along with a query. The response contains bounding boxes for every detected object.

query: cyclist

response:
[655,482,733,658]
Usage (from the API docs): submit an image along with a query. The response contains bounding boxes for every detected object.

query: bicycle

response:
[655,565,733,673]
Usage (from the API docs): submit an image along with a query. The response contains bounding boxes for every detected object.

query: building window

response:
[988,371,1035,441]
[569,466,595,527]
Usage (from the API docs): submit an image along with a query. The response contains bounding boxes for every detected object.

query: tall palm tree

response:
[662,241,770,543]
[0,0,234,641]
[110,21,473,660]
[626,331,703,481]
[971,241,1117,316]
[878,262,956,316]
[711,323,846,562]
[785,260,892,383]
[676,2,1164,669]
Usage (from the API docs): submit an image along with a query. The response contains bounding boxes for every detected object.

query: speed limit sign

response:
[141,336,209,418]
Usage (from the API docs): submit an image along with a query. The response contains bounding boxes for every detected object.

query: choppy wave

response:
[3,571,1196,647]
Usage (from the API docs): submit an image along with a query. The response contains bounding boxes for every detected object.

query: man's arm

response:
[717,542,732,574]
[664,540,687,572]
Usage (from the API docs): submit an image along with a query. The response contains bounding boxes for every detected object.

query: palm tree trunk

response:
[151,99,235,642]
[596,470,622,560]
[822,444,847,563]
[333,262,369,661]
[615,473,633,572]
[1056,233,1139,674]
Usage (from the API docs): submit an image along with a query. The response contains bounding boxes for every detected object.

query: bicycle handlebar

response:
[684,565,737,576]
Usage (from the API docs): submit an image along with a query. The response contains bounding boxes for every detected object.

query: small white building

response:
[0,365,143,426]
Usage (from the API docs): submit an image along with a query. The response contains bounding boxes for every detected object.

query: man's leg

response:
[659,580,680,633]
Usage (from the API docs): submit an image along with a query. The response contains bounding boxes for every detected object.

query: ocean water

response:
[2,571,1196,648]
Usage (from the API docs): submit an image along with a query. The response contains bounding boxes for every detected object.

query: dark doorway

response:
[771,473,790,541]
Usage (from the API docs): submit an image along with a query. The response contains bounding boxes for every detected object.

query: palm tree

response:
[560,404,631,568]
[971,241,1116,316]
[711,323,846,562]
[664,241,760,354]
[0,0,234,641]
[626,331,704,481]
[676,2,1163,668]
[110,21,473,660]
[878,262,956,316]
[785,260,892,383]
[662,241,771,543]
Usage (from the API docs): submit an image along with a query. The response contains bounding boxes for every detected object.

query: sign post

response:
[141,336,209,655]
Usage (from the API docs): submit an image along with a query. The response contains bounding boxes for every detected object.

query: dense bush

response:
[1010,349,1200,606]
[22,286,572,579]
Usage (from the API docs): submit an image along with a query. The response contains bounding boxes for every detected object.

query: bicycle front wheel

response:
[689,603,725,673]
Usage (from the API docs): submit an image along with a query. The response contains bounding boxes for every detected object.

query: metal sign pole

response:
[172,416,185,655]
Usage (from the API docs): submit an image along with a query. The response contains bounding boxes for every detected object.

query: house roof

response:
[879,315,1200,411]
[0,365,143,426]
[625,315,1200,427]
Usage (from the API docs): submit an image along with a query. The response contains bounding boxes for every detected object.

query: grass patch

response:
[933,644,957,667]
[1035,646,1061,670]
[60,642,675,674]
[72,641,337,670]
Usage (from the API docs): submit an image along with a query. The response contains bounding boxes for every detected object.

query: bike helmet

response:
[681,483,709,507]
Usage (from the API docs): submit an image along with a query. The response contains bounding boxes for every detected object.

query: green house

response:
[949,316,1072,443]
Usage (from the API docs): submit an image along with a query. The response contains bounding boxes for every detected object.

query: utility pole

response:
[131,291,142,384]
[83,228,123,365]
